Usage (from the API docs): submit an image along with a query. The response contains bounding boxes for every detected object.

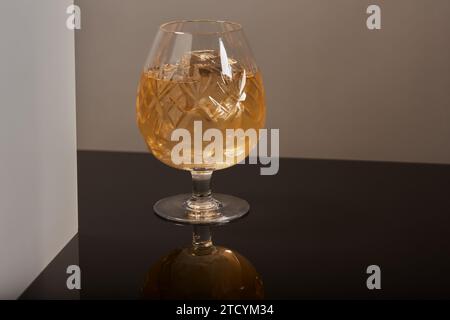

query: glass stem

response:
[185,170,220,214]
[191,170,212,199]
[192,225,214,255]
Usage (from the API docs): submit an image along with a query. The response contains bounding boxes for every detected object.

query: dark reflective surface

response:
[22,151,450,299]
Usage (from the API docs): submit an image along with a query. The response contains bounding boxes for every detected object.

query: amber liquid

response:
[142,246,264,299]
[136,50,266,170]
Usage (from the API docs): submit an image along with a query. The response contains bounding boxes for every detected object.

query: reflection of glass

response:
[136,20,266,225]
[142,226,264,299]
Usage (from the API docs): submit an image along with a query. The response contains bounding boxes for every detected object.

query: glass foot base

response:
[153,194,250,225]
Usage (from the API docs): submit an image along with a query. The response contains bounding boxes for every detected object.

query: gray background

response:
[75,0,450,164]
[0,0,78,298]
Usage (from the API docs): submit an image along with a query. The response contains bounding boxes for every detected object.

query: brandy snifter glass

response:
[136,20,266,225]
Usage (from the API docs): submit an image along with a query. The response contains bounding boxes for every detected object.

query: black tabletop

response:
[21,151,450,299]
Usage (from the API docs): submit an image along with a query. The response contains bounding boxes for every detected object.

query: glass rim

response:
[159,19,243,35]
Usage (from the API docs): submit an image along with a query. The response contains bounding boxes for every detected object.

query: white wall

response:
[75,0,450,164]
[0,0,78,299]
